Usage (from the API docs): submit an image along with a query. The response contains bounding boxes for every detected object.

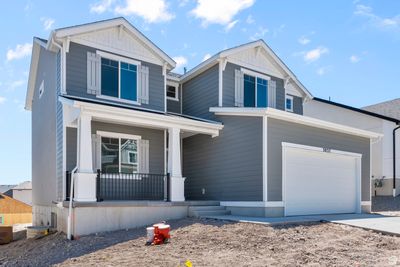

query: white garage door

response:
[283,143,361,216]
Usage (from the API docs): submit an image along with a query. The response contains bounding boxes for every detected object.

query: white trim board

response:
[220,201,284,208]
[210,107,383,140]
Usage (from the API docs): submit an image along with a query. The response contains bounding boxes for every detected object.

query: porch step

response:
[188,205,231,218]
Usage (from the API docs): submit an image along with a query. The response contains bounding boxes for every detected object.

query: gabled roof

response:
[314,97,400,124]
[0,185,16,193]
[180,39,313,99]
[363,98,400,120]
[48,17,175,68]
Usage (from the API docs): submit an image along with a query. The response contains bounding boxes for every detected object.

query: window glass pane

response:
[244,74,256,107]
[167,85,176,98]
[286,98,292,110]
[256,77,268,107]
[121,138,138,173]
[121,62,137,101]
[101,58,119,98]
[101,137,119,173]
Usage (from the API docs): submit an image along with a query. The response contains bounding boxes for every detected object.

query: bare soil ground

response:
[1,218,400,267]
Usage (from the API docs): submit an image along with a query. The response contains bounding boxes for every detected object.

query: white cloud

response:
[173,56,188,72]
[350,55,360,63]
[90,0,115,14]
[190,0,255,27]
[6,43,32,62]
[354,4,400,30]
[303,46,329,63]
[250,26,268,40]
[0,96,6,104]
[298,36,310,45]
[40,17,55,30]
[246,15,255,24]
[225,20,239,32]
[202,53,211,61]
[316,66,329,76]
[178,0,189,7]
[115,0,175,23]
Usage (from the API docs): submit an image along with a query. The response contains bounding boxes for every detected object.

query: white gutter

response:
[67,166,78,240]
[210,107,383,140]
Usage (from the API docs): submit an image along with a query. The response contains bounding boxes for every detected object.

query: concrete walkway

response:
[203,213,400,236]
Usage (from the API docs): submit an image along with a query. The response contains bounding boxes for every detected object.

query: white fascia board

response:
[54,18,175,69]
[63,97,223,137]
[180,56,219,83]
[210,107,383,139]
[25,40,42,111]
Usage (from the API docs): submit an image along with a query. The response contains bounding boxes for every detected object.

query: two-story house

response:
[26,18,381,237]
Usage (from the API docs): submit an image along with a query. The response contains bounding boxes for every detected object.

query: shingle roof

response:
[363,98,400,120]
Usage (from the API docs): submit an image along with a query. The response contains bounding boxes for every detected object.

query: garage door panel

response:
[284,146,359,216]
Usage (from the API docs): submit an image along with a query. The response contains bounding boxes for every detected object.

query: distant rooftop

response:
[13,181,32,190]
[0,185,16,193]
[363,98,400,121]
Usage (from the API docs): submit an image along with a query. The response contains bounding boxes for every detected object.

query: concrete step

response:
[184,201,220,206]
[189,205,226,211]
[195,210,231,217]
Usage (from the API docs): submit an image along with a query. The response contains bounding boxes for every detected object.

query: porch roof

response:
[60,96,223,137]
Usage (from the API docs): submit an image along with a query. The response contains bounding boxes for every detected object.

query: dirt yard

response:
[1,218,400,266]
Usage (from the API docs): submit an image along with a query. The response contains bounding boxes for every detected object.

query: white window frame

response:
[285,95,294,112]
[166,81,179,101]
[97,131,141,173]
[96,50,141,105]
[39,80,44,99]
[241,68,271,108]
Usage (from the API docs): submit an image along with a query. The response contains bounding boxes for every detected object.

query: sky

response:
[1,0,400,184]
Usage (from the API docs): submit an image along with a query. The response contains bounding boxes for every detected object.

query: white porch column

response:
[168,127,185,201]
[74,113,97,202]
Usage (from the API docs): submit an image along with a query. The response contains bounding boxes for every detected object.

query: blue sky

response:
[1,0,399,184]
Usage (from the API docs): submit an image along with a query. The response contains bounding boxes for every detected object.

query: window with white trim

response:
[100,134,140,173]
[39,80,44,99]
[285,95,294,112]
[166,83,179,101]
[98,51,140,103]
[243,73,269,108]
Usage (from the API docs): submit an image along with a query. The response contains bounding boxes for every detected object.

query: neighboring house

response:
[364,98,400,120]
[25,18,381,236]
[6,181,33,206]
[304,98,400,197]
[0,185,16,194]
[0,193,32,226]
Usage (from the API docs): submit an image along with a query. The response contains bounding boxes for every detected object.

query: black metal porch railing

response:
[96,170,170,201]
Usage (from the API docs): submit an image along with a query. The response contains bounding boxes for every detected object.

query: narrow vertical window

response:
[285,95,294,112]
[101,58,119,98]
[256,77,268,107]
[120,62,137,101]
[243,74,256,107]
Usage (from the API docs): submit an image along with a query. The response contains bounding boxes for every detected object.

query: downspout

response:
[393,124,400,197]
[67,166,78,240]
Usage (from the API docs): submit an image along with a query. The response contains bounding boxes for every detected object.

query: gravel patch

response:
[1,218,400,266]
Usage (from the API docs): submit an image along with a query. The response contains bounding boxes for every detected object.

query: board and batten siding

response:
[183,116,263,201]
[166,86,181,114]
[91,122,165,174]
[66,127,77,172]
[182,64,219,120]
[66,42,165,112]
[267,118,371,202]
[222,62,303,115]
[32,46,58,206]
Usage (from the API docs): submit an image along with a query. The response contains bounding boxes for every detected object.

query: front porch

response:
[62,96,223,204]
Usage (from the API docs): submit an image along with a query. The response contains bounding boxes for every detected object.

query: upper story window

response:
[100,52,139,102]
[166,82,179,101]
[285,95,294,112]
[243,73,269,108]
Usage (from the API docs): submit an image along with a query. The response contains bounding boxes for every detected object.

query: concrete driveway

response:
[204,213,400,236]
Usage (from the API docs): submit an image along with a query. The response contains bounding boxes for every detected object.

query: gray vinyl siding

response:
[56,51,63,201]
[32,46,57,206]
[182,64,219,120]
[91,122,165,174]
[66,127,77,172]
[66,42,165,112]
[167,86,181,113]
[267,118,371,202]
[222,62,303,114]
[183,116,263,201]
